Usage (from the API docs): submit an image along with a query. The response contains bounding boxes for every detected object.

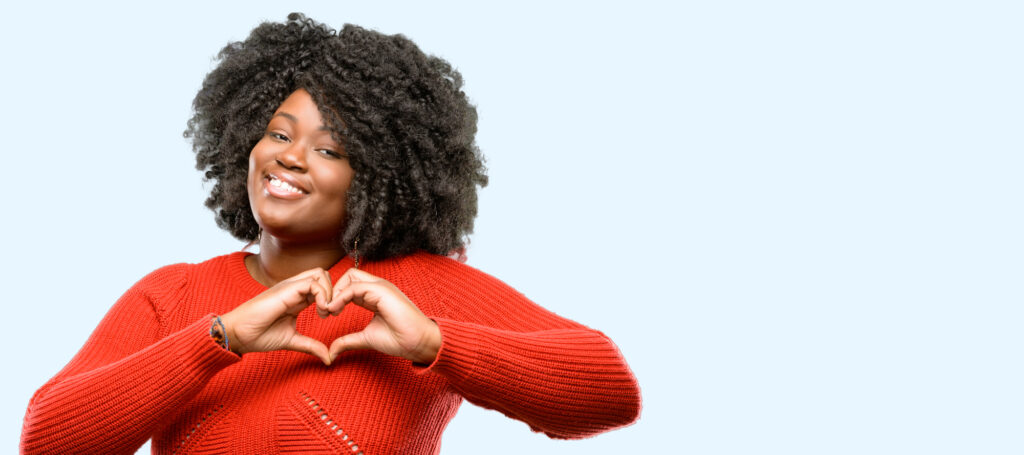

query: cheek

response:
[246,157,258,196]
[247,146,269,192]
[248,150,257,172]
[322,168,355,203]
[328,181,351,210]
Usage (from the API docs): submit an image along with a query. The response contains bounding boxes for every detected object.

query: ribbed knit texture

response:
[21,252,640,454]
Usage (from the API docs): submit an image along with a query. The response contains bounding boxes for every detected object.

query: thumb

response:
[284,333,332,366]
[329,331,372,362]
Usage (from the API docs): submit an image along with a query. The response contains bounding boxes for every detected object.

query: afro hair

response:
[184,13,487,260]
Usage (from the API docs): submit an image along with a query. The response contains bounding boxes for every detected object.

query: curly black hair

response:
[184,13,487,260]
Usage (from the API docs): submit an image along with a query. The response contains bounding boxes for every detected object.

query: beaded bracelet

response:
[209,315,230,352]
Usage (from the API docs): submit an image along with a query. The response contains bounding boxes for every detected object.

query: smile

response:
[269,175,304,193]
[264,174,308,199]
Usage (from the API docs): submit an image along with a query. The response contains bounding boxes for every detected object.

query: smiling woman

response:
[246,90,355,253]
[19,13,641,454]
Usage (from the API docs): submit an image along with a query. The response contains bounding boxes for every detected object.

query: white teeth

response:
[269,176,303,194]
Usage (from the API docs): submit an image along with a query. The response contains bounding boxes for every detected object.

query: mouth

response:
[264,173,308,199]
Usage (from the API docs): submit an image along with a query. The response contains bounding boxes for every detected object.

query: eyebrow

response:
[272,112,331,131]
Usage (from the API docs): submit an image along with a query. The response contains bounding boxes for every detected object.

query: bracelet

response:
[209,315,230,352]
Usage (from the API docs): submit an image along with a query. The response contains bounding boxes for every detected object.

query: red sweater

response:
[21,251,641,454]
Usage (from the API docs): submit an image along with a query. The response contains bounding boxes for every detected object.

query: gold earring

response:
[353,238,360,269]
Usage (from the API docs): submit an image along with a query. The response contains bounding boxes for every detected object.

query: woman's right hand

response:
[219,268,333,365]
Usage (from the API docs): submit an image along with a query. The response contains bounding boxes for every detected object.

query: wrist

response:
[212,313,244,355]
[412,320,442,365]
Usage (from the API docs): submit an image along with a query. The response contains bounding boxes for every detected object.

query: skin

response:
[219,89,442,366]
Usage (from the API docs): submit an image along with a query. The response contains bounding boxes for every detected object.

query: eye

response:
[317,149,347,159]
[267,131,290,142]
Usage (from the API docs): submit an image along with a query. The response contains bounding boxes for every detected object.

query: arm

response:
[20,265,240,455]
[414,255,641,439]
[324,255,641,439]
[425,318,641,438]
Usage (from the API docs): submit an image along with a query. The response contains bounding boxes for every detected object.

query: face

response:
[247,89,354,244]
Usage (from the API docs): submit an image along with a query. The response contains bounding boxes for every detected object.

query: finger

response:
[277,277,329,316]
[345,267,382,283]
[331,281,387,314]
[329,331,372,362]
[322,288,351,316]
[332,267,382,294]
[279,268,330,305]
[329,301,349,318]
[327,270,378,314]
[311,280,331,319]
[329,277,349,315]
[305,274,332,318]
[327,268,389,315]
[298,276,331,307]
[321,268,334,299]
[285,333,332,366]
[307,275,328,305]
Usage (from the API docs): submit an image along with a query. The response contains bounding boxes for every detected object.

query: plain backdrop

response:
[3,1,1021,454]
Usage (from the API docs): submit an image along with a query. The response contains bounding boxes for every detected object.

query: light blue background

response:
[3,1,1021,454]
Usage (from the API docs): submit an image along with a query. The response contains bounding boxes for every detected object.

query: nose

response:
[275,142,307,172]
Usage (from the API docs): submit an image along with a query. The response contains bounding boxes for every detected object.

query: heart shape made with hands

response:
[220,268,441,366]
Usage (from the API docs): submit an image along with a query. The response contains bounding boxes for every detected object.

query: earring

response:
[353,238,360,269]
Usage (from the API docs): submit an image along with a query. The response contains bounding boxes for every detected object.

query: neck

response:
[247,235,347,287]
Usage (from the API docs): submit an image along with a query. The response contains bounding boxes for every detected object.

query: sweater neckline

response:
[229,251,358,294]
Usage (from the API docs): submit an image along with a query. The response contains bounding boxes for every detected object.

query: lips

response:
[264,172,309,199]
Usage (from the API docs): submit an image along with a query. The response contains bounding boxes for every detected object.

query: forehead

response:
[274,89,321,119]
[270,90,338,136]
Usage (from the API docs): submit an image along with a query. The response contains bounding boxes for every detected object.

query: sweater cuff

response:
[149,315,241,382]
[412,318,480,380]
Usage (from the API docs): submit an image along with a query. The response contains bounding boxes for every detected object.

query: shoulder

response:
[134,262,191,296]
[132,252,245,313]
[394,251,533,314]
[393,252,585,331]
[189,251,249,279]
[136,252,241,287]
[397,251,522,294]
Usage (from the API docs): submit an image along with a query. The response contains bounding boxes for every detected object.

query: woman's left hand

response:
[321,268,441,365]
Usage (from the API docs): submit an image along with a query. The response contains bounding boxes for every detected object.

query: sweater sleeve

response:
[20,264,241,455]
[410,255,642,439]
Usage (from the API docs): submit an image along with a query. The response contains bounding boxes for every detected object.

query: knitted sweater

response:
[21,251,641,454]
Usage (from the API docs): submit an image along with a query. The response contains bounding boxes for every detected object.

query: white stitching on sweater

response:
[172,404,223,454]
[299,392,363,454]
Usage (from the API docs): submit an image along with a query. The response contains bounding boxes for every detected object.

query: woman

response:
[21,13,640,454]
